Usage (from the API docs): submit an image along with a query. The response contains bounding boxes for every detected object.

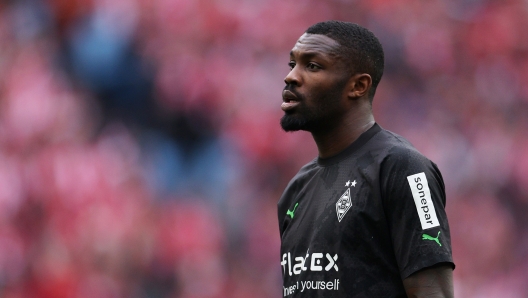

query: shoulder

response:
[375,128,421,155]
[374,128,435,170]
[278,158,319,206]
[374,128,445,195]
[296,157,320,177]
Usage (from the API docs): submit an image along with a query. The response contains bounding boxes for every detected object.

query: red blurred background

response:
[0,0,527,297]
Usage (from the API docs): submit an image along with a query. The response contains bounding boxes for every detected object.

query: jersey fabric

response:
[278,123,454,297]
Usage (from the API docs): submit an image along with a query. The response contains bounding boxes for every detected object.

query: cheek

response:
[302,75,348,107]
[306,81,333,99]
[315,82,346,103]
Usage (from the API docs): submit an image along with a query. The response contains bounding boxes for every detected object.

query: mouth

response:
[282,90,301,111]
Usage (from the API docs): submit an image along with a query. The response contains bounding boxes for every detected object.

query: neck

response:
[311,108,375,159]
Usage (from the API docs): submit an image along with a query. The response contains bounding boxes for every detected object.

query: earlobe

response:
[348,74,372,99]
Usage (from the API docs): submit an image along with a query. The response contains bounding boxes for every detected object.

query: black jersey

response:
[278,123,454,297]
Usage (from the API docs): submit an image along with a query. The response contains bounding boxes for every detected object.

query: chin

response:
[280,114,305,132]
[280,114,316,132]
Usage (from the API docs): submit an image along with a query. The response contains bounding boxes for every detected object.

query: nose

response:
[284,66,301,86]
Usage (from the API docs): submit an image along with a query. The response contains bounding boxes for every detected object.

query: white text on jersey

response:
[281,252,338,276]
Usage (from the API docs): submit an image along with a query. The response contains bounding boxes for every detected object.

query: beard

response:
[280,79,348,132]
[280,107,318,132]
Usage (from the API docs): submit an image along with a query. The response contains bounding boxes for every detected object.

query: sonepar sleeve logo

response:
[407,172,440,230]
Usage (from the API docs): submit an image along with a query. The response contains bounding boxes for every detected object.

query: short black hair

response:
[306,20,384,99]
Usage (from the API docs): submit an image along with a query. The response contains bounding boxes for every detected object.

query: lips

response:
[282,90,301,111]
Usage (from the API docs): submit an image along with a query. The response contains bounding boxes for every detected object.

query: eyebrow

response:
[289,51,328,59]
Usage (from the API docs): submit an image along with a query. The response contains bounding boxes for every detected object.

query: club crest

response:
[336,188,352,222]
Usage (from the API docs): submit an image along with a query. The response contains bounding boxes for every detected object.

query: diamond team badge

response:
[336,188,352,222]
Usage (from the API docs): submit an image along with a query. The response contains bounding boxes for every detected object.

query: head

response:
[280,21,384,132]
[305,21,385,99]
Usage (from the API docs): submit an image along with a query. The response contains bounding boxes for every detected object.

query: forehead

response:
[290,33,340,58]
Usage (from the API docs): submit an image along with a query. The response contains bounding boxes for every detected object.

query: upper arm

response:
[380,147,454,278]
[403,263,454,298]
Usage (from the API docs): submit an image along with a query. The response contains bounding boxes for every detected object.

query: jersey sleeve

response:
[380,146,455,279]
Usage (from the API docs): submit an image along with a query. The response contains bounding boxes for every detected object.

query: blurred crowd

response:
[0,0,527,297]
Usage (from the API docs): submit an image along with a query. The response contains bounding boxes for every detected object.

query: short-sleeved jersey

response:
[278,123,454,297]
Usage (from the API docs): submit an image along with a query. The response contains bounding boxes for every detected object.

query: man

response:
[278,21,455,297]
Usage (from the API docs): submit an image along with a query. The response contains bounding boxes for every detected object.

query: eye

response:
[288,61,296,70]
[307,62,320,70]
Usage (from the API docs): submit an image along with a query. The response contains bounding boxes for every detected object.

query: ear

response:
[347,73,372,99]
